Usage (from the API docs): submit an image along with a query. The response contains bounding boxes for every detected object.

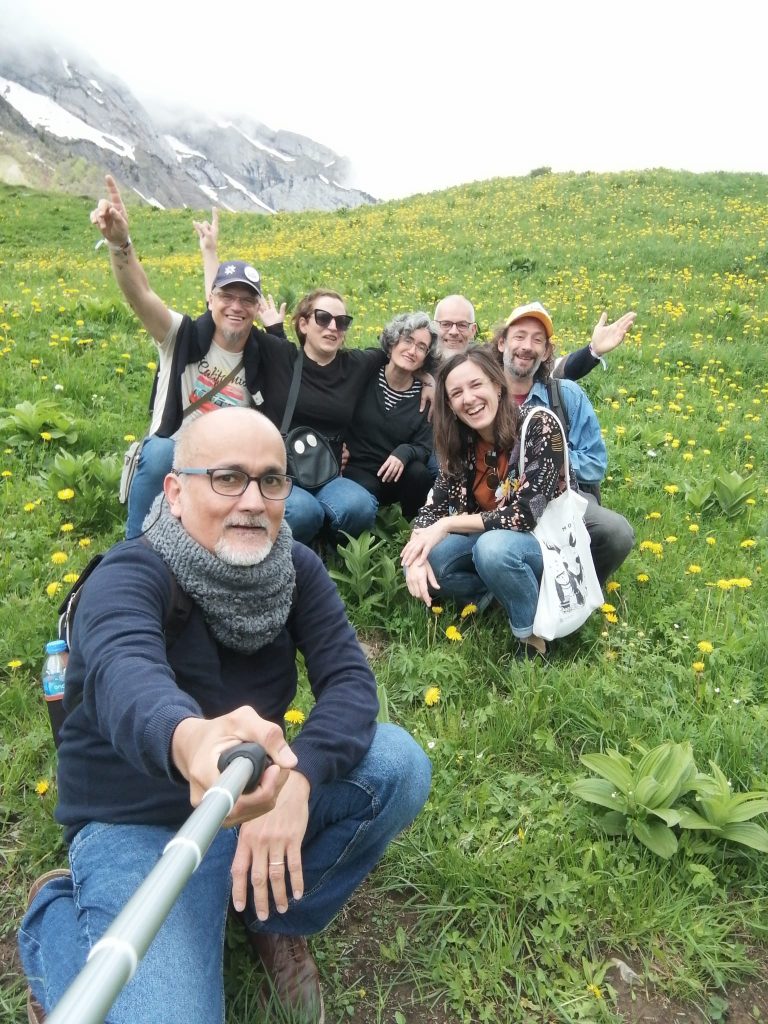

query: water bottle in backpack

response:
[42,639,68,748]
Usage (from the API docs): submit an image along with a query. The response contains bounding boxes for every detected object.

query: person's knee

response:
[360,724,431,825]
[322,485,378,537]
[285,490,325,544]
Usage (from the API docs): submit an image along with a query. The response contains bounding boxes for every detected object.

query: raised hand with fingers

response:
[90,174,130,247]
[257,293,287,327]
[590,310,637,357]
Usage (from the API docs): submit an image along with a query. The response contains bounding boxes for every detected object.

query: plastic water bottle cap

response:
[45,640,68,655]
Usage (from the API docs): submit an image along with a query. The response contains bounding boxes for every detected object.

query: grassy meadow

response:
[0,168,767,1023]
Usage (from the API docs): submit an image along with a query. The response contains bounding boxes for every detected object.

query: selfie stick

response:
[45,742,267,1024]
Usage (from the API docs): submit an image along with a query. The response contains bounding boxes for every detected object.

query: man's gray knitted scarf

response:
[144,495,296,653]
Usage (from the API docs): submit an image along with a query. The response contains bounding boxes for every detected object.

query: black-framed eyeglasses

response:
[173,468,293,500]
[212,289,260,309]
[437,320,474,333]
[312,309,353,332]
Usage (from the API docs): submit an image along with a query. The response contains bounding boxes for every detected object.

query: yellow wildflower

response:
[23,502,36,512]
[35,780,50,796]
[733,577,752,589]
[460,603,478,618]
[706,537,716,546]
[46,582,61,597]
[587,984,603,1000]
[284,708,305,725]
[604,613,619,624]
[430,605,443,615]
[687,564,702,574]
[636,573,650,583]
[692,661,705,673]
[445,625,463,642]
[78,538,91,548]
[663,484,679,495]
[600,603,616,614]
[697,641,714,654]
[63,572,80,584]
[645,511,661,520]
[51,551,68,565]
[689,524,700,534]
[7,659,22,669]
[57,488,75,501]
[605,581,620,593]
[124,434,136,443]
[60,523,74,533]
[40,431,52,441]
[740,539,756,549]
[424,686,441,707]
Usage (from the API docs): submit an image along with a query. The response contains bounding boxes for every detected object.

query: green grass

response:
[0,169,767,1022]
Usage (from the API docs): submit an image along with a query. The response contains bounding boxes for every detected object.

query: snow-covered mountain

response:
[0,41,376,213]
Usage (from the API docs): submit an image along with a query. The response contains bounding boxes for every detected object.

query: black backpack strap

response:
[280,351,304,435]
[545,377,570,442]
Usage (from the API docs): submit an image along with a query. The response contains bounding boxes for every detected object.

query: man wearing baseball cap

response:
[494,301,635,584]
[91,176,288,537]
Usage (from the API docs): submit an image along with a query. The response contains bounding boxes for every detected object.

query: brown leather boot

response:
[25,870,72,1023]
[247,932,325,1023]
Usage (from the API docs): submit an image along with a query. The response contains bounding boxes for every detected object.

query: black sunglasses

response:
[312,309,353,332]
[484,450,499,491]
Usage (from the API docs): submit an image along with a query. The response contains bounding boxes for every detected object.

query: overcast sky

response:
[2,0,765,200]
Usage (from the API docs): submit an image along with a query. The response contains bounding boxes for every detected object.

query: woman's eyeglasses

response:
[312,309,353,332]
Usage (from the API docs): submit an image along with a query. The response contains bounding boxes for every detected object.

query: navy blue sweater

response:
[56,539,378,842]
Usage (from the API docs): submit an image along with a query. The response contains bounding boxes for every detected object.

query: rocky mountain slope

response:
[0,40,376,213]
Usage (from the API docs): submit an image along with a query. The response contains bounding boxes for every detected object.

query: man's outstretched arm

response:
[90,175,173,343]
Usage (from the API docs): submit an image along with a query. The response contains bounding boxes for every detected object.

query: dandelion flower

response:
[35,780,50,796]
[1,470,12,478]
[636,573,650,583]
[23,502,36,512]
[733,577,752,589]
[605,613,619,624]
[587,984,603,1000]
[689,524,700,534]
[645,511,661,520]
[665,535,678,544]
[692,661,705,673]
[605,581,620,593]
[445,625,463,642]
[46,582,61,597]
[706,537,716,547]
[124,434,136,443]
[60,523,74,533]
[687,564,702,574]
[430,605,443,615]
[663,484,679,495]
[697,641,714,654]
[7,659,22,669]
[63,572,80,584]
[78,538,91,549]
[284,708,305,726]
[600,603,616,614]
[740,539,756,549]
[51,551,68,565]
[424,686,441,706]
[57,488,75,501]
[40,431,52,442]
[460,603,478,618]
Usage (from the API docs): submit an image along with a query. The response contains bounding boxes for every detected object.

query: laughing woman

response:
[344,312,438,521]
[400,345,566,660]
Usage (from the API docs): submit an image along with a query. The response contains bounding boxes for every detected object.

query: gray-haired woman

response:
[344,312,438,520]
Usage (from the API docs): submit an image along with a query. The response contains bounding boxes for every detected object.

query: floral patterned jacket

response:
[413,410,569,532]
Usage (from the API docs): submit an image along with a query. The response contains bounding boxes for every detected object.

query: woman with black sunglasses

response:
[400,345,567,660]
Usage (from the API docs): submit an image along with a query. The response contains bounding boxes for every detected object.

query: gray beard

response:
[503,350,541,381]
[215,536,273,566]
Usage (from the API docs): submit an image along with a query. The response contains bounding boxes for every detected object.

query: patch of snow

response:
[62,59,73,79]
[89,79,103,93]
[198,184,235,212]
[220,122,295,163]
[222,173,276,213]
[0,76,135,160]
[332,180,353,192]
[324,160,335,168]
[318,174,329,185]
[132,187,165,210]
[165,134,207,162]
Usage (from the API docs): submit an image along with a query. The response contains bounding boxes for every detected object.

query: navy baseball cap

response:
[211,261,262,295]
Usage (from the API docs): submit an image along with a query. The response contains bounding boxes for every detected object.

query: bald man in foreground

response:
[19,408,431,1024]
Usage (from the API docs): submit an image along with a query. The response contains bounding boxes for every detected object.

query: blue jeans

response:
[284,476,378,544]
[427,530,543,639]
[18,724,430,1022]
[125,435,175,539]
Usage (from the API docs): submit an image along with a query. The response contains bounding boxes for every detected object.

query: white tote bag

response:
[519,408,603,641]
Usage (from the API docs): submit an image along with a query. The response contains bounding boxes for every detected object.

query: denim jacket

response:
[523,378,607,485]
